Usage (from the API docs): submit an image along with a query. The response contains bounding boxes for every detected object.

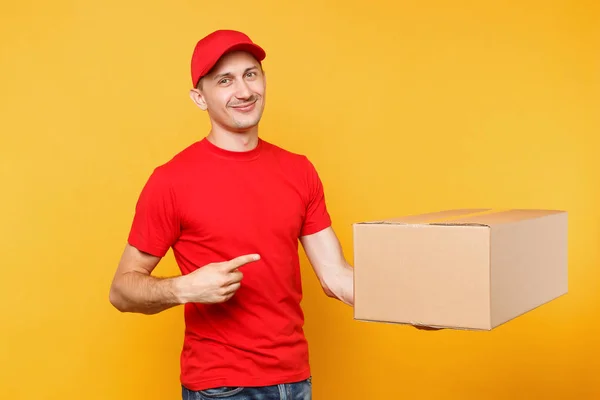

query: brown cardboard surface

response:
[381,208,491,224]
[353,209,568,330]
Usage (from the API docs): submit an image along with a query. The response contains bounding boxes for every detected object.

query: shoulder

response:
[162,140,205,169]
[261,140,325,194]
[261,140,315,170]
[134,141,207,199]
[147,140,205,179]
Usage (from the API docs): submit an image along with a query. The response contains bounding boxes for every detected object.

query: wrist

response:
[170,275,189,305]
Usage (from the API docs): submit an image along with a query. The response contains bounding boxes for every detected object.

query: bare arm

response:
[109,244,261,315]
[299,227,354,306]
[109,244,182,315]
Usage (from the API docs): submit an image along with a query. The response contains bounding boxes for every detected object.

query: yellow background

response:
[1,0,598,399]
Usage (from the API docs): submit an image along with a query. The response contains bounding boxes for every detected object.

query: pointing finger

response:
[225,254,260,271]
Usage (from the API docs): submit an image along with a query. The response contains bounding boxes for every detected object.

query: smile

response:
[230,100,257,113]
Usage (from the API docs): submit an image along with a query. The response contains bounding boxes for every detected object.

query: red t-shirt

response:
[127,137,332,391]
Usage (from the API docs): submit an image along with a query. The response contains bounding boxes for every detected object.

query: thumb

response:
[224,254,260,272]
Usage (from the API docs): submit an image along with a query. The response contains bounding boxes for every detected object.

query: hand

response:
[175,254,260,304]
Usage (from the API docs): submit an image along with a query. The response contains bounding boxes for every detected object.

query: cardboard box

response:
[353,209,568,330]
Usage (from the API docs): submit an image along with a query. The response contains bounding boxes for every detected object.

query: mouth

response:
[230,100,257,113]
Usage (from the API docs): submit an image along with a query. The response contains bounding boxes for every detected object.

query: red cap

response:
[190,30,266,87]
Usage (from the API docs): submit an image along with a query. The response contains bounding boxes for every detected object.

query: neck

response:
[206,125,259,152]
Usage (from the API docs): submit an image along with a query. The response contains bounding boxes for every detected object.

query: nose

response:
[233,79,252,100]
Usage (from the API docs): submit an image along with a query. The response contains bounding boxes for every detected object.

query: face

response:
[190,51,266,133]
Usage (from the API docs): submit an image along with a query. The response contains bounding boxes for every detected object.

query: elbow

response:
[319,267,354,306]
[109,282,129,313]
[320,278,337,299]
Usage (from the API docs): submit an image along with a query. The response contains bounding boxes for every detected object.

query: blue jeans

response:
[182,378,312,400]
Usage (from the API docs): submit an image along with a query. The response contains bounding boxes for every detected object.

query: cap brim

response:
[221,42,266,63]
[195,42,266,86]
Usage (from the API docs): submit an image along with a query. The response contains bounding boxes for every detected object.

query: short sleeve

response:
[127,167,181,257]
[300,157,332,237]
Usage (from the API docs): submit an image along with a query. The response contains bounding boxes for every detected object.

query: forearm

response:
[109,271,184,315]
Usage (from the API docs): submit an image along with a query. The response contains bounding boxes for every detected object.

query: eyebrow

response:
[212,66,259,81]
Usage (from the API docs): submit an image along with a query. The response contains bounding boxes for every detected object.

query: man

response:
[109,29,354,399]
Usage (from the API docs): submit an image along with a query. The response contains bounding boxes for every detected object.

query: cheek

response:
[250,81,266,96]
[207,93,232,110]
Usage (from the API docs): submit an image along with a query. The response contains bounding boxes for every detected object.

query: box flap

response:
[356,209,566,227]
[356,208,494,226]
[441,209,566,226]
[382,208,491,224]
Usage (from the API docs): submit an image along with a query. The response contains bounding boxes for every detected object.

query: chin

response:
[232,116,262,130]
[232,122,259,131]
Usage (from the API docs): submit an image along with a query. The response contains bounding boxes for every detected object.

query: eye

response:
[246,71,257,78]
[219,78,231,85]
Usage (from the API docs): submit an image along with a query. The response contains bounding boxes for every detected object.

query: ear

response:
[189,88,208,111]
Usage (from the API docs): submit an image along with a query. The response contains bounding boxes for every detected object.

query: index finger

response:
[224,254,260,271]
